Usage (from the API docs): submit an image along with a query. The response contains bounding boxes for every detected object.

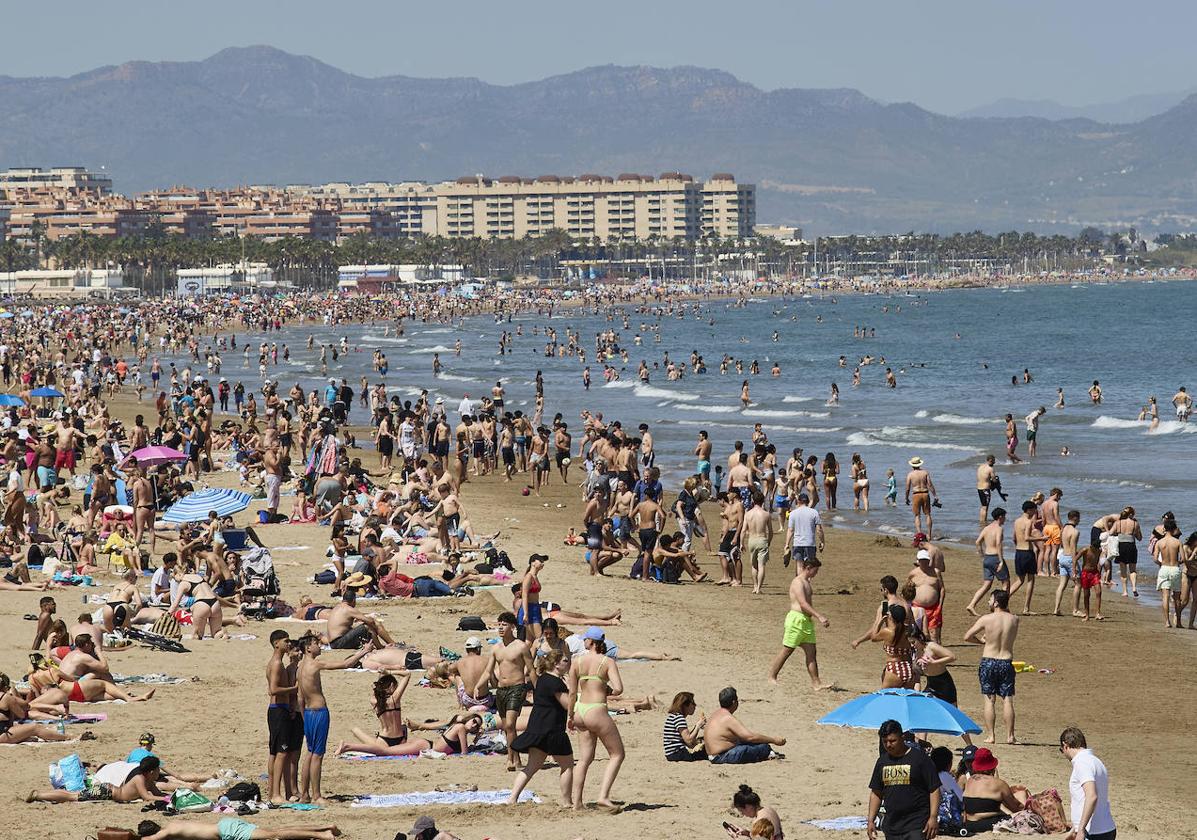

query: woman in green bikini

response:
[568,635,625,814]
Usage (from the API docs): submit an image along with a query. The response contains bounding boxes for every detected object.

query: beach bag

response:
[1027,787,1068,833]
[170,788,213,813]
[49,753,87,792]
[313,569,337,585]
[937,788,964,832]
[224,781,262,803]
[456,615,487,631]
[152,611,183,640]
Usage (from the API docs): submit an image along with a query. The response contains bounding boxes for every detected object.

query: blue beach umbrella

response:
[0,394,25,407]
[163,488,252,524]
[30,386,64,398]
[817,688,981,736]
[0,312,13,319]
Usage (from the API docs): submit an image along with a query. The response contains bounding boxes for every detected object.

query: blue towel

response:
[803,816,870,831]
[352,790,539,808]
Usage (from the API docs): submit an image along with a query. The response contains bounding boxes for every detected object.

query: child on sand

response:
[1077,546,1104,621]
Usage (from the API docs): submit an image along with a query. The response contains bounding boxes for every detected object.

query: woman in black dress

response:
[507,650,573,806]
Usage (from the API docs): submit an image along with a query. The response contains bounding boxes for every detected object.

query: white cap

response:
[464,636,483,650]
[916,549,932,561]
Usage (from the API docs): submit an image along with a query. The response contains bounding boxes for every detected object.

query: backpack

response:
[937,788,964,832]
[456,616,487,631]
[224,781,262,803]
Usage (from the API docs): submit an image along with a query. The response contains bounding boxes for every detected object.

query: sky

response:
[5,1,1197,114]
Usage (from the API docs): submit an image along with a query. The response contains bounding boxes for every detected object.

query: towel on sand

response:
[352,790,538,808]
[803,817,870,831]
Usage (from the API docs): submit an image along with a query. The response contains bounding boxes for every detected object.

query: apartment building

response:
[0,166,113,195]
[1,171,754,243]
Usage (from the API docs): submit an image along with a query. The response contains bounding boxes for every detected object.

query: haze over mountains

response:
[3,46,1197,233]
[957,88,1197,123]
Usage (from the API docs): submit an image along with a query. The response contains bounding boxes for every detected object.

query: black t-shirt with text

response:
[868,746,941,833]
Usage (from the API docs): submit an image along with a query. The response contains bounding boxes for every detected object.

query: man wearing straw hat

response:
[903,457,939,538]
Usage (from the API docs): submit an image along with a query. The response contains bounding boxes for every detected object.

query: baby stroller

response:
[239,545,281,620]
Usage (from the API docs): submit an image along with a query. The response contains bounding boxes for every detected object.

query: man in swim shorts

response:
[964,590,1020,744]
[768,558,831,690]
[136,817,341,840]
[297,633,372,803]
[1009,500,1043,615]
[1053,510,1082,617]
[967,508,1009,616]
[694,430,712,478]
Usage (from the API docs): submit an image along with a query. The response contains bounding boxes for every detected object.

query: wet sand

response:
[5,392,1194,839]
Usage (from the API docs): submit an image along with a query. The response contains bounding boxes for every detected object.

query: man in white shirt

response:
[457,394,474,419]
[1060,727,1115,840]
[784,493,825,571]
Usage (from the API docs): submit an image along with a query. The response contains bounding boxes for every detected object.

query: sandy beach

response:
[2,390,1193,840]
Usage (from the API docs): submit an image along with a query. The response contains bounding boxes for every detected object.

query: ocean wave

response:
[421,328,456,334]
[781,395,814,403]
[846,431,980,452]
[931,413,994,426]
[634,384,699,401]
[603,380,636,389]
[408,345,456,354]
[437,373,479,383]
[1078,477,1156,490]
[361,334,409,345]
[672,404,741,414]
[676,419,841,435]
[752,409,831,419]
[914,410,929,418]
[1089,416,1194,434]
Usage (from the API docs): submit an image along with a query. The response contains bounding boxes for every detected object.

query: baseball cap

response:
[916,549,931,561]
[411,816,437,836]
[464,636,482,650]
[583,626,605,641]
[139,732,156,746]
[912,532,928,546]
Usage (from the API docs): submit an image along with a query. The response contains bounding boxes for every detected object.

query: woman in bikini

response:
[0,673,78,744]
[1109,506,1142,598]
[850,453,869,512]
[333,672,413,756]
[568,637,625,814]
[102,569,143,632]
[26,656,156,707]
[520,554,546,649]
[821,453,839,510]
[168,558,226,640]
[862,604,917,689]
[334,711,482,757]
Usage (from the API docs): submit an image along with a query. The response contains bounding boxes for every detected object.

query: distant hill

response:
[2,46,1197,233]
[958,89,1197,124]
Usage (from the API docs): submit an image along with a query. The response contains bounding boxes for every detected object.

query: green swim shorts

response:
[782,609,815,648]
[218,817,258,840]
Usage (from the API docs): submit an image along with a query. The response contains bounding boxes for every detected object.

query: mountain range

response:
[2,46,1197,233]
[957,89,1197,123]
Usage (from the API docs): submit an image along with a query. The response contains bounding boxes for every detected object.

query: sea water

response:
[176,280,1197,550]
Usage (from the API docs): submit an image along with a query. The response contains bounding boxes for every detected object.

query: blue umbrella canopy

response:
[30,386,64,398]
[0,394,25,407]
[817,688,981,736]
[163,488,252,524]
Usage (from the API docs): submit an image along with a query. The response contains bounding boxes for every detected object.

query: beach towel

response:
[339,749,498,761]
[18,713,106,725]
[113,673,189,685]
[803,816,870,831]
[351,790,538,807]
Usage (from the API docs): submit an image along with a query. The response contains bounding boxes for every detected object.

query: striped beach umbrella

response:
[163,488,252,524]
